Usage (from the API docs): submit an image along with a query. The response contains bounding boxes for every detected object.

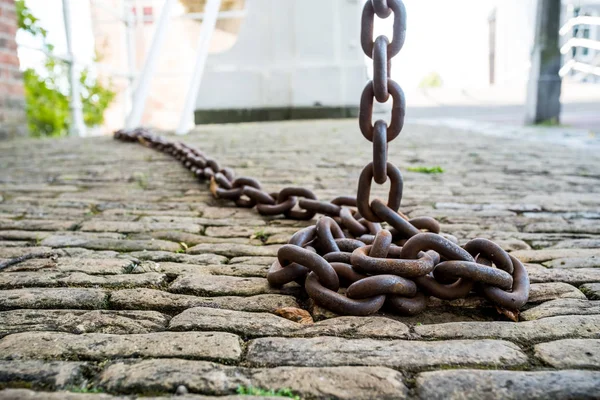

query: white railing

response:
[17,0,243,137]
[559,15,600,80]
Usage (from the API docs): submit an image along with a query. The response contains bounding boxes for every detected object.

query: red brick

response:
[0,51,19,66]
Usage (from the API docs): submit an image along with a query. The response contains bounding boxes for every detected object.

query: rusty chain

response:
[114,0,529,318]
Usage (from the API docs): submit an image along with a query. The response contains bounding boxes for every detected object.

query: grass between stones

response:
[407,165,445,174]
[237,385,300,399]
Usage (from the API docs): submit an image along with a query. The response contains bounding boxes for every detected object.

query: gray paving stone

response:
[110,288,298,313]
[169,274,298,296]
[169,307,410,338]
[3,258,133,275]
[0,219,77,231]
[0,247,54,259]
[528,282,587,302]
[0,360,87,389]
[152,262,268,278]
[98,358,409,399]
[186,243,279,257]
[416,369,600,400]
[245,337,527,369]
[534,339,600,369]
[41,236,182,252]
[581,283,600,299]
[0,331,241,362]
[512,249,600,263]
[0,288,108,310]
[414,315,600,342]
[521,299,600,320]
[0,309,169,337]
[0,390,122,400]
[527,264,600,285]
[80,220,201,234]
[125,250,228,265]
[0,389,274,400]
[229,256,276,265]
[543,256,600,269]
[0,272,167,289]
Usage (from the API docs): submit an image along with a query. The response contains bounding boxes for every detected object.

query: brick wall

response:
[0,0,27,139]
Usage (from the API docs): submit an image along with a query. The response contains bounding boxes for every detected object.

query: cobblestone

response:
[0,331,241,362]
[1,120,599,397]
[0,288,107,310]
[0,309,169,337]
[0,360,87,389]
[110,288,297,313]
[534,339,600,368]
[246,337,527,369]
[414,315,600,342]
[521,299,600,320]
[416,369,600,400]
[98,359,408,399]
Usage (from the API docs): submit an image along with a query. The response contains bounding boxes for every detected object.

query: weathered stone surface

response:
[169,274,298,296]
[521,299,600,320]
[0,247,54,259]
[512,249,600,263]
[0,231,52,241]
[246,337,527,368]
[169,307,410,339]
[228,256,276,265]
[543,256,600,269]
[0,360,87,389]
[4,258,133,275]
[98,358,409,399]
[0,288,107,310]
[581,283,600,299]
[169,306,298,337]
[414,315,600,342]
[528,282,587,302]
[0,219,76,231]
[534,339,600,368]
[0,272,167,289]
[187,243,279,257]
[0,309,169,337]
[125,250,228,265]
[416,369,600,400]
[0,390,122,400]
[0,331,241,362]
[41,236,182,252]
[0,389,275,400]
[80,220,201,234]
[110,288,297,313]
[527,264,600,285]
[153,262,268,278]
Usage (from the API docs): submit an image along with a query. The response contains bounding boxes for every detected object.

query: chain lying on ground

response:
[114,0,529,317]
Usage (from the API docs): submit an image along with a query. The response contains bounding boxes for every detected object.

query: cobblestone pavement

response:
[0,120,600,399]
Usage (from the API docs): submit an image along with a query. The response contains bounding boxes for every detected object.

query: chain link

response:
[114,0,529,317]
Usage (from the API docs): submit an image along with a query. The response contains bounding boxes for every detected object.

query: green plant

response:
[251,229,271,243]
[236,386,300,399]
[16,0,115,137]
[407,166,444,174]
[418,71,443,88]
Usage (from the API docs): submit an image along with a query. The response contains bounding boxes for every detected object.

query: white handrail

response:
[559,15,600,36]
[126,0,175,129]
[560,37,600,54]
[176,0,221,134]
[62,0,86,137]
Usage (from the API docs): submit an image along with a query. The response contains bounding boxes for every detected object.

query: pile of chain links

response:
[114,0,529,317]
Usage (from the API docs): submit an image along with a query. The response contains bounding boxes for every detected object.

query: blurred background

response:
[1,0,599,139]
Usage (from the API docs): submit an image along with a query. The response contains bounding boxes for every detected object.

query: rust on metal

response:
[114,0,530,318]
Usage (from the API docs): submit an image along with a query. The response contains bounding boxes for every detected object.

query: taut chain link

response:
[115,0,530,318]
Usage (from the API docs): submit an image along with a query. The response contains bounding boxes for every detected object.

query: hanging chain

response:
[114,0,530,318]
[357,0,407,223]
